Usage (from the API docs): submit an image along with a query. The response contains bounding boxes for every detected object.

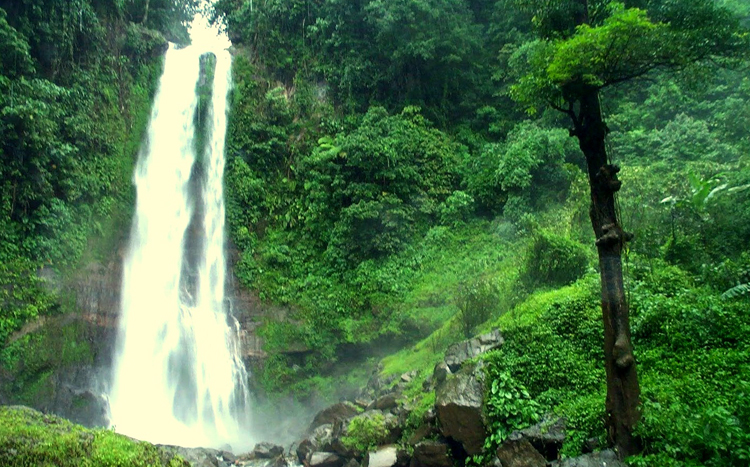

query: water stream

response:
[108,21,251,450]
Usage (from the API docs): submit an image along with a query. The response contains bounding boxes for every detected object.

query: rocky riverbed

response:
[0,330,626,467]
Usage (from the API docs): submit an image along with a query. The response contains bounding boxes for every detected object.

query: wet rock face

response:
[310,451,345,467]
[0,259,123,427]
[519,417,566,461]
[495,434,546,467]
[248,442,285,459]
[308,402,361,434]
[444,329,503,372]
[157,445,223,467]
[410,441,453,467]
[364,446,398,467]
[434,363,487,456]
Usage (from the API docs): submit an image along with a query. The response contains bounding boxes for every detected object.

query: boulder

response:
[368,393,399,411]
[435,364,486,455]
[495,433,546,467]
[355,399,372,410]
[221,451,236,464]
[235,457,289,467]
[297,424,334,463]
[310,452,345,467]
[444,329,503,372]
[364,446,399,467]
[518,417,566,461]
[308,402,361,433]
[248,442,285,459]
[551,450,627,467]
[406,423,437,447]
[157,445,222,467]
[400,371,417,383]
[297,439,316,464]
[410,441,453,467]
[432,362,451,385]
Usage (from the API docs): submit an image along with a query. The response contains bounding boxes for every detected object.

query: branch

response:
[549,99,581,129]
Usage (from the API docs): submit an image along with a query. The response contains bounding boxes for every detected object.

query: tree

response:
[509,0,749,458]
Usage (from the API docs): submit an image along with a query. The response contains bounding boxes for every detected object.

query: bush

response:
[456,277,499,338]
[483,363,541,449]
[521,229,589,289]
[341,412,390,454]
[438,191,475,227]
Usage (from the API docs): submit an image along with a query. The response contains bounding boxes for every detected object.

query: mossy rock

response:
[0,406,189,466]
[0,318,105,426]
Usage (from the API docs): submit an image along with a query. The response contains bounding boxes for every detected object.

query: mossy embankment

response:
[0,406,189,467]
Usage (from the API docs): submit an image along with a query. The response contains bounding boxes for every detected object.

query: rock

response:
[444,329,503,372]
[495,433,546,467]
[421,375,433,391]
[435,363,486,455]
[295,423,334,464]
[249,442,285,459]
[362,367,398,399]
[343,459,360,467]
[432,362,451,384]
[235,457,289,467]
[355,398,372,410]
[308,402,361,433]
[518,417,566,461]
[158,445,222,467]
[297,424,334,464]
[368,393,399,411]
[220,451,236,463]
[309,452,345,467]
[551,450,627,467]
[312,423,335,449]
[364,446,399,467]
[329,421,357,459]
[406,423,438,447]
[410,441,453,467]
[400,371,417,383]
[582,437,600,454]
[297,439,316,464]
[396,447,411,467]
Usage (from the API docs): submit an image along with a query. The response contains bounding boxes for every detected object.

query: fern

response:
[722,283,750,300]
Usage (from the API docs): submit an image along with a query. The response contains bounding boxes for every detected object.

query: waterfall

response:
[108,28,251,450]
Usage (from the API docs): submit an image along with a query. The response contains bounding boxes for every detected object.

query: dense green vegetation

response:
[0,0,748,464]
[211,0,750,462]
[0,0,193,403]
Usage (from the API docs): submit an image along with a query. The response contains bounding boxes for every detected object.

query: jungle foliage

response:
[0,0,748,464]
[0,0,189,356]
[212,0,749,462]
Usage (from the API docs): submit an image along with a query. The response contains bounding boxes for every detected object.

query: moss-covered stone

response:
[0,406,189,467]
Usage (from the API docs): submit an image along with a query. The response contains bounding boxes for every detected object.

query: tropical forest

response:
[0,0,749,466]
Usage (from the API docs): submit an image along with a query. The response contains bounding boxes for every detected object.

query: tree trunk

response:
[141,0,150,24]
[571,86,641,458]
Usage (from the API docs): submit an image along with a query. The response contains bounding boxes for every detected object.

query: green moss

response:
[0,406,189,467]
[341,412,390,454]
[1,320,94,405]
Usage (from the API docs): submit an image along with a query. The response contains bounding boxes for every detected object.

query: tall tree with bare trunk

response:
[509,0,748,458]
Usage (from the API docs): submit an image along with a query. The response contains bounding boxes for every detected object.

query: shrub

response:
[483,364,541,449]
[438,191,475,227]
[456,277,499,338]
[521,229,588,289]
[341,412,390,454]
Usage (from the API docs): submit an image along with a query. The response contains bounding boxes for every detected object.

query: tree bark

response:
[141,0,150,24]
[570,86,641,458]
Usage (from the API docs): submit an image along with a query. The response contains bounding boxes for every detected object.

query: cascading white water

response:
[108,20,251,450]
